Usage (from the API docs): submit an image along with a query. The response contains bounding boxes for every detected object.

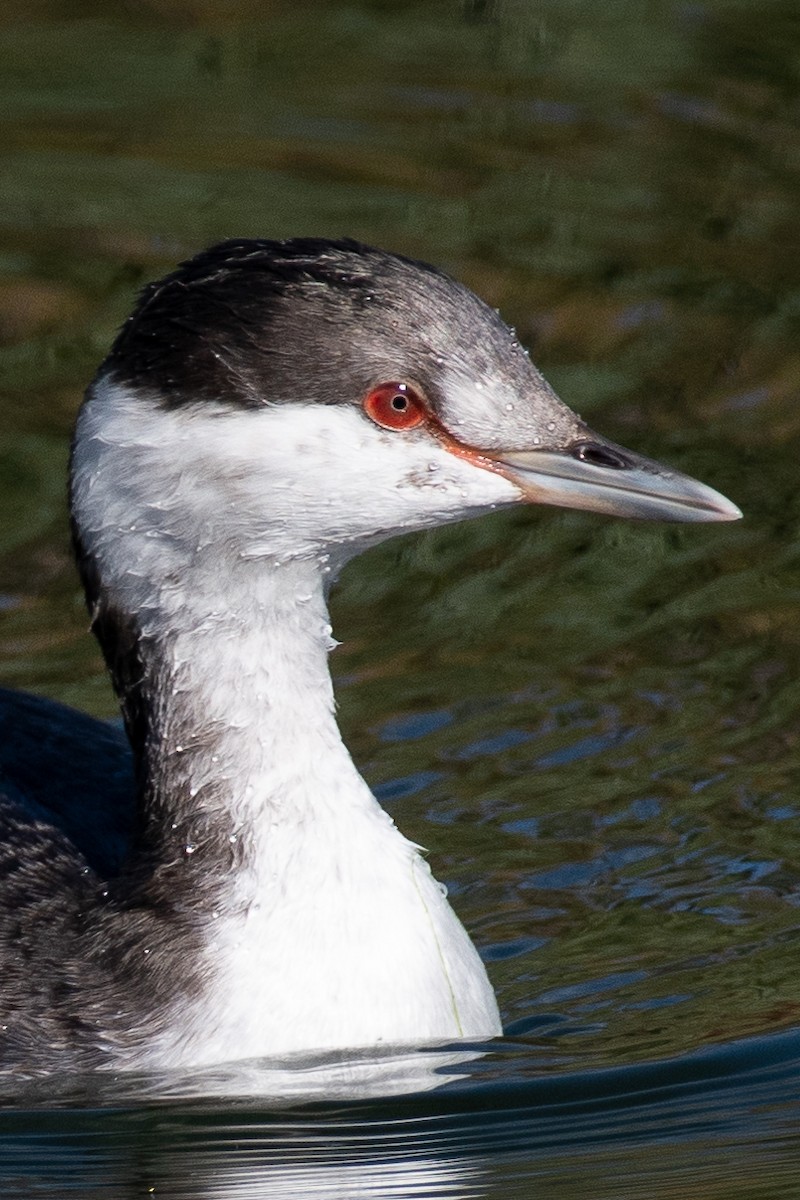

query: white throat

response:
[139,559,500,1068]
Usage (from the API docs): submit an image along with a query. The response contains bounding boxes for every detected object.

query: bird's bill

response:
[484,438,741,523]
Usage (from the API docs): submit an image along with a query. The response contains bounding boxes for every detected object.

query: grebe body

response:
[0,240,740,1073]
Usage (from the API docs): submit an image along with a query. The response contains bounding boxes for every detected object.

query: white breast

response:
[145,779,500,1069]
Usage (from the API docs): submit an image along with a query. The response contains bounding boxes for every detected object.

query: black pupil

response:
[391,393,408,411]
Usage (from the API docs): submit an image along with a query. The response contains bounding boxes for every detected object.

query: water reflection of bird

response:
[0,240,740,1075]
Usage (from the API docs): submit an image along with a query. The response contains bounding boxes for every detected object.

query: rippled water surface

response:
[2,0,800,1194]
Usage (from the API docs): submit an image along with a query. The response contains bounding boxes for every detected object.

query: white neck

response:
[136,559,358,857]
[115,559,500,1068]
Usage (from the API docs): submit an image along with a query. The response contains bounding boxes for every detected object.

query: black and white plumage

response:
[0,239,740,1074]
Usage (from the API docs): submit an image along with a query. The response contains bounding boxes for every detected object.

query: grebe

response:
[0,240,740,1074]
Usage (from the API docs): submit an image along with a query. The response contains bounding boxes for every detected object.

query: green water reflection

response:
[1,0,799,1111]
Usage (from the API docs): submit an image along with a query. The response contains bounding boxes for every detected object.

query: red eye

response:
[363,382,427,431]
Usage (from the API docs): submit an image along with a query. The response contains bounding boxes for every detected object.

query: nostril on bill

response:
[570,441,631,470]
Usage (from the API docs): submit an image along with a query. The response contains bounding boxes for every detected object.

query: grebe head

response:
[71,238,740,599]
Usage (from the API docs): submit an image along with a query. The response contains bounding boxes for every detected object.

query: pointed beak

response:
[484,436,741,523]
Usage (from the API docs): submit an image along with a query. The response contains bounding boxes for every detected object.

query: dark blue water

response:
[3,1032,800,1197]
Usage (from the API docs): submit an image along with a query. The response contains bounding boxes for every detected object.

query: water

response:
[2,0,800,1194]
[4,1034,800,1196]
